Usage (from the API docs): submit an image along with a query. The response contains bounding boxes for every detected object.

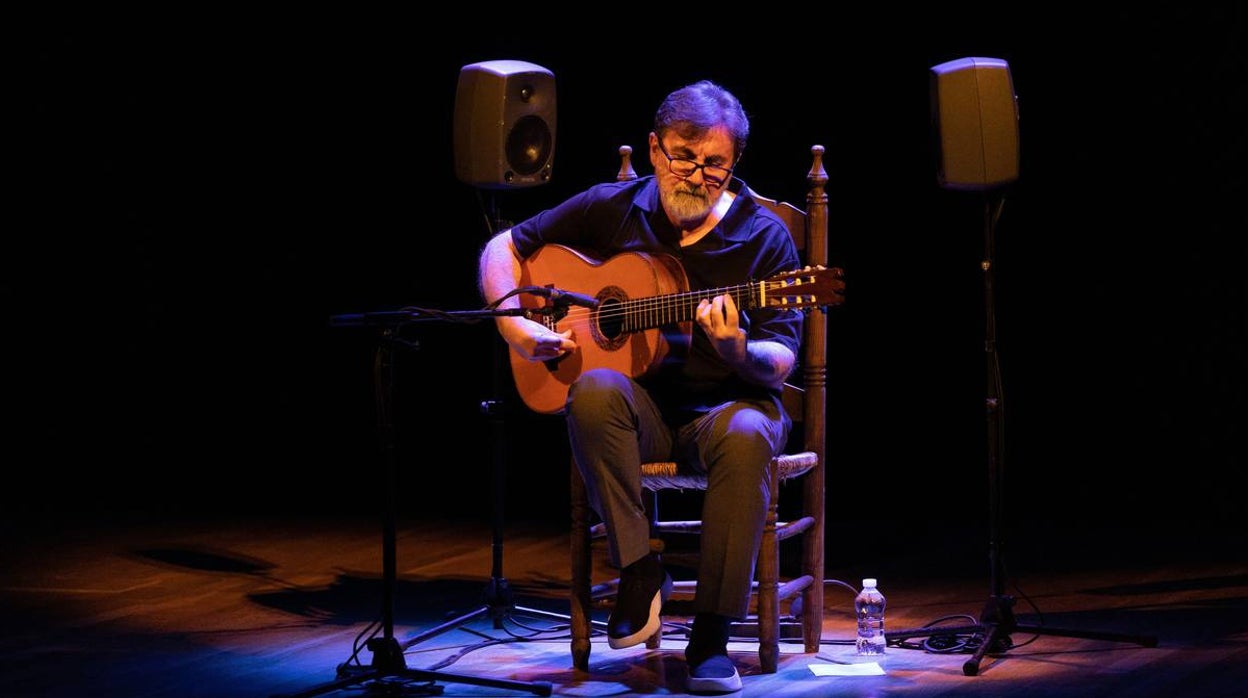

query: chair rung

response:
[590,581,618,600]
[652,517,816,539]
[777,575,815,600]
[728,620,805,640]
[595,516,816,540]
[653,520,702,534]
[591,576,815,604]
[775,515,816,541]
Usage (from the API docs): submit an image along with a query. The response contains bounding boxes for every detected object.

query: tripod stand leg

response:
[963,622,1008,676]
[273,669,393,698]
[272,639,421,698]
[273,637,554,697]
[401,606,491,649]
[1012,623,1158,647]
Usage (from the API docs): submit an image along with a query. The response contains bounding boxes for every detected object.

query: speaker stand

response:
[885,193,1157,676]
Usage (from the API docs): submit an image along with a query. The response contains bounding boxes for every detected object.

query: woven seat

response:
[633,452,818,491]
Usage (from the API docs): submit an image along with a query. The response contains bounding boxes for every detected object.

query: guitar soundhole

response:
[593,287,628,351]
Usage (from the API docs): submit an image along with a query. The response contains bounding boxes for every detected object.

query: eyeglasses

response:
[655,139,735,188]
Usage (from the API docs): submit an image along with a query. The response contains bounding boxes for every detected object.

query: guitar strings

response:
[533,265,831,339]
[551,275,821,326]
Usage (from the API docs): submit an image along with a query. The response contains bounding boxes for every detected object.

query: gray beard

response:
[664,185,713,229]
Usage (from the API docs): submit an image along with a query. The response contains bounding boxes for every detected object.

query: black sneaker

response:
[687,652,742,694]
[606,557,672,649]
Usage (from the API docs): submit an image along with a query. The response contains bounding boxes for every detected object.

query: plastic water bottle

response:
[855,578,887,655]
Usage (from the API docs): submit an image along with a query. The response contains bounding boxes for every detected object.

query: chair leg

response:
[644,488,663,650]
[802,582,824,655]
[757,460,781,673]
[570,464,592,671]
[802,462,826,655]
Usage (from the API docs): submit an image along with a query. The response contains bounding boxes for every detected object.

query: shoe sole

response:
[687,668,742,693]
[607,574,672,649]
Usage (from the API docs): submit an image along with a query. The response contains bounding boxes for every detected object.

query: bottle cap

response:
[862,578,877,588]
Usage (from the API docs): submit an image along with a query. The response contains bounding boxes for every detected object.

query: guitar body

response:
[514,244,690,415]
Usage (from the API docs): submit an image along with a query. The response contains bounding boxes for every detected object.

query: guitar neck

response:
[619,282,760,333]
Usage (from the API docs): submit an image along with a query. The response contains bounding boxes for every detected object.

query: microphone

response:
[528,286,600,309]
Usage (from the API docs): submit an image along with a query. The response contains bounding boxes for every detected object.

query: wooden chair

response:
[569,144,836,674]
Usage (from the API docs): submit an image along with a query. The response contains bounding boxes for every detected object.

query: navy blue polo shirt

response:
[510,175,804,419]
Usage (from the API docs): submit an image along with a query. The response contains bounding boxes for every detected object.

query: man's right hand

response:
[500,317,576,362]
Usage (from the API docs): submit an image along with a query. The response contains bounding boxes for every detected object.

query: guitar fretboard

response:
[614,282,762,333]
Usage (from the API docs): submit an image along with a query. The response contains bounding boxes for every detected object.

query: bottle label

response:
[856,632,886,655]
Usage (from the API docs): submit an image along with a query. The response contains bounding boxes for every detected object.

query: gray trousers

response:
[565,368,791,619]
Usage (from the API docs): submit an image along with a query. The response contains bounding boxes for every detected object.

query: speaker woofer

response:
[505,114,553,179]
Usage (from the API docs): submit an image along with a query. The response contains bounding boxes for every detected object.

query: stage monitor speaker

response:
[454,60,555,189]
[931,57,1019,191]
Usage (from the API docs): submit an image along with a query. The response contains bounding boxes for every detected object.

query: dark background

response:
[10,8,1245,555]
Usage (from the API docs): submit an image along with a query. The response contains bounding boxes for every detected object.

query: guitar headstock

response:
[762,265,846,310]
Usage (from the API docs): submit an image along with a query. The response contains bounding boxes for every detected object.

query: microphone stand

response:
[395,297,580,649]
[274,299,575,698]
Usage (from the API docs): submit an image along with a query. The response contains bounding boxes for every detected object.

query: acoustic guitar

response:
[511,243,845,414]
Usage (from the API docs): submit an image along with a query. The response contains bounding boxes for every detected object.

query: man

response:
[478,79,802,693]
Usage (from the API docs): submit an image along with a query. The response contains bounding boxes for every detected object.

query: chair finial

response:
[618,145,638,182]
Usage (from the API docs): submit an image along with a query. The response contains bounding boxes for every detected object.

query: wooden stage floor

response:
[1,511,1245,697]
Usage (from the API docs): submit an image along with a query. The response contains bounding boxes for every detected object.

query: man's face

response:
[650,126,735,229]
